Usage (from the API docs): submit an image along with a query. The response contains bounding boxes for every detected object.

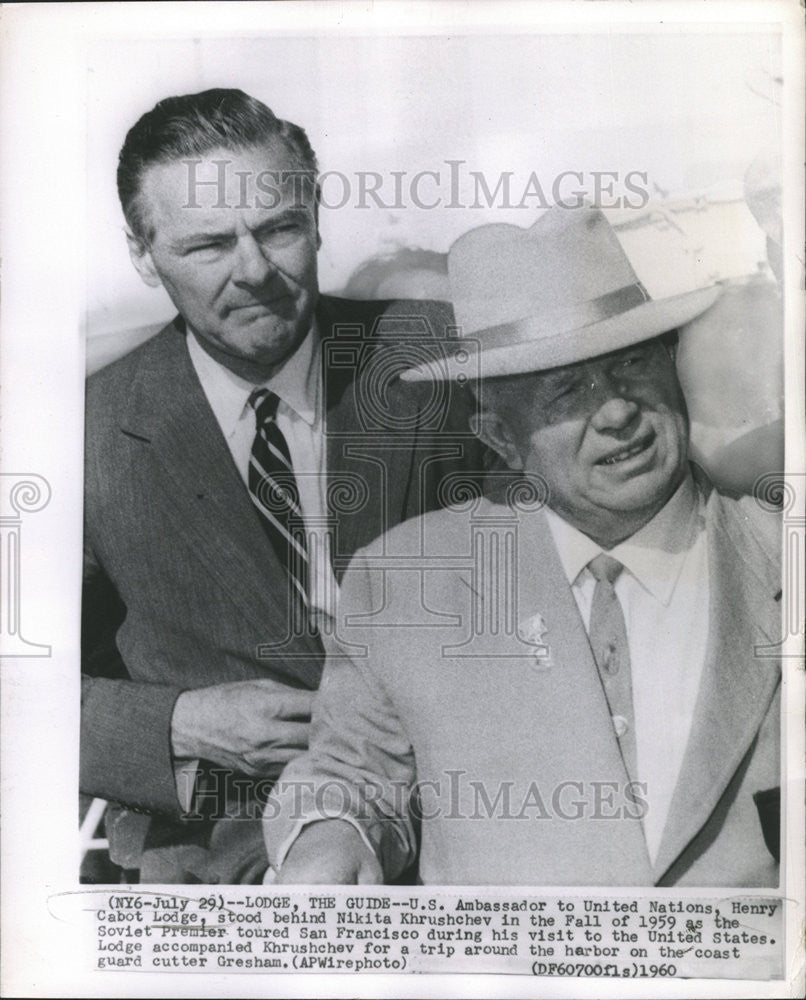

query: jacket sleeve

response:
[264,552,417,880]
[80,539,186,817]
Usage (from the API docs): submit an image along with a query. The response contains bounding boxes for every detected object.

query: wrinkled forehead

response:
[137,140,317,233]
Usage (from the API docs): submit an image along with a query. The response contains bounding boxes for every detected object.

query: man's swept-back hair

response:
[117,88,319,244]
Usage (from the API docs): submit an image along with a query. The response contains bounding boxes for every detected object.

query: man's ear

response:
[126,230,162,288]
[661,329,679,363]
[469,408,524,471]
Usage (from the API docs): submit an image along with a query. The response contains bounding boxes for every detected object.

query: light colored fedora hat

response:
[400,205,720,381]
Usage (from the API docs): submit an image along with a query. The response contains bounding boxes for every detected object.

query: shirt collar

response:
[186,322,320,437]
[544,473,703,605]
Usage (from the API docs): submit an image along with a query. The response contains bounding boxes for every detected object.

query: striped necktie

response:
[587,553,639,785]
[247,388,309,623]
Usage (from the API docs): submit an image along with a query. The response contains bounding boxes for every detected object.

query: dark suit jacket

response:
[81,295,485,881]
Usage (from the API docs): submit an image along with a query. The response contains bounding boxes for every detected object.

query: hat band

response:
[466,281,651,350]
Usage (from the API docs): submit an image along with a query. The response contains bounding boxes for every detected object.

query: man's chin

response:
[234,320,309,360]
[591,465,680,514]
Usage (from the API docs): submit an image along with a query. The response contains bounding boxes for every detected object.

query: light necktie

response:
[248,388,309,625]
[587,553,639,784]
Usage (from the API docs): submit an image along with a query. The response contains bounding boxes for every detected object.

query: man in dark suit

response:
[81,89,483,883]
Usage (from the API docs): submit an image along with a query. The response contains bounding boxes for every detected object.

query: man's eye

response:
[262,223,301,239]
[553,380,582,401]
[620,353,647,370]
[190,241,224,253]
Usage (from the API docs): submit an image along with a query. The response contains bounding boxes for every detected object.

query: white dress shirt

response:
[187,326,338,620]
[172,328,338,811]
[543,474,710,863]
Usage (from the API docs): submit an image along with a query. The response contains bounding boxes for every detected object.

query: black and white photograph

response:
[1,2,804,997]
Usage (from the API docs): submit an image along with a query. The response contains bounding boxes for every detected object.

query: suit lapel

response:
[120,321,324,667]
[514,504,655,882]
[653,492,781,881]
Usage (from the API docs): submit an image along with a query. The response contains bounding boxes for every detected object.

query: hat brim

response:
[400,284,721,382]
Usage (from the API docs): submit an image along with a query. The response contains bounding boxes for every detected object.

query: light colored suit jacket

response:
[266,477,781,886]
[81,295,484,881]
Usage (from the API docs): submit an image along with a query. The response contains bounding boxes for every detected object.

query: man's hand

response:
[273,819,384,884]
[171,679,313,777]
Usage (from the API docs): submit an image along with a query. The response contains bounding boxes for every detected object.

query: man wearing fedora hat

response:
[262,205,782,887]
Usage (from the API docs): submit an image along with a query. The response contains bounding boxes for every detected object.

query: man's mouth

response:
[232,296,290,312]
[597,431,656,466]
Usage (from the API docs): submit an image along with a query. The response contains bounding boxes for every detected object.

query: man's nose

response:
[588,375,640,432]
[232,232,274,287]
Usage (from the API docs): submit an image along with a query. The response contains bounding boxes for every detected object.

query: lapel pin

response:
[519,612,554,671]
